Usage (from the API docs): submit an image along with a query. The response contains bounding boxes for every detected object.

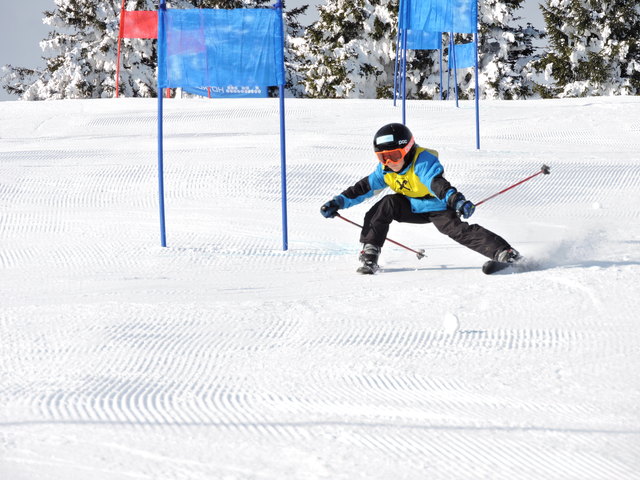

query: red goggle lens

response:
[375,137,415,166]
[375,149,405,165]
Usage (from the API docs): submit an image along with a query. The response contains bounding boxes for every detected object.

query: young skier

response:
[320,123,521,274]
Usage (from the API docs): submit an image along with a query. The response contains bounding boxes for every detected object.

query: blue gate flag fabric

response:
[158,8,284,89]
[449,42,476,69]
[406,30,441,50]
[400,0,477,34]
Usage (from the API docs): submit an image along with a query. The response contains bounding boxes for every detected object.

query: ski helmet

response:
[373,123,414,152]
[373,123,415,167]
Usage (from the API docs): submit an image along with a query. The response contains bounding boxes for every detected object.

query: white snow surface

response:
[1,96,640,479]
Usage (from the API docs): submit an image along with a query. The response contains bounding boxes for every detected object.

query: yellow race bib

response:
[383,147,438,198]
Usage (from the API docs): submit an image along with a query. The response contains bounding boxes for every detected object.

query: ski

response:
[482,260,513,275]
[483,257,537,275]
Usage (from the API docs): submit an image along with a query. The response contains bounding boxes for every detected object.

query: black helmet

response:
[373,123,414,152]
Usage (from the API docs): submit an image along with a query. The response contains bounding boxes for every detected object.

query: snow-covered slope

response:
[1,97,639,479]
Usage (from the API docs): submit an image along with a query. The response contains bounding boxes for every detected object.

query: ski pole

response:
[475,164,551,207]
[335,213,426,259]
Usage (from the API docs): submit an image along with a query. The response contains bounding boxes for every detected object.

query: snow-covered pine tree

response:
[0,0,158,100]
[534,0,640,97]
[455,0,543,100]
[291,0,441,99]
[1,0,307,100]
[0,66,40,98]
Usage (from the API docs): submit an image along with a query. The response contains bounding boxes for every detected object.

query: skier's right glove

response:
[320,196,344,218]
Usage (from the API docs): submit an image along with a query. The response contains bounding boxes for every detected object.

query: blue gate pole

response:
[276,2,288,250]
[401,29,408,125]
[393,29,401,106]
[474,32,480,149]
[439,41,443,101]
[157,0,167,247]
[447,32,451,100]
[451,33,459,108]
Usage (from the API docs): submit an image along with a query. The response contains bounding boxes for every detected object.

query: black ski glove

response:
[449,191,475,219]
[320,196,344,218]
[456,198,476,219]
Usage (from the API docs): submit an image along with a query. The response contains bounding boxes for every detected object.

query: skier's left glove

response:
[457,200,475,219]
[320,196,344,218]
[456,197,475,219]
[449,191,475,219]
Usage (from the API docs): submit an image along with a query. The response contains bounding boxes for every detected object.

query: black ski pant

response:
[359,194,511,260]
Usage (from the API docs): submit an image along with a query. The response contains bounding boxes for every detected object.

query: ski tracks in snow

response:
[2,300,638,479]
[1,98,640,479]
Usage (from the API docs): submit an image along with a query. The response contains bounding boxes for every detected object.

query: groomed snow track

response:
[1,98,639,479]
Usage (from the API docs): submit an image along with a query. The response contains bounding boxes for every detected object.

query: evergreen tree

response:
[292,0,385,98]
[1,0,307,100]
[291,0,441,99]
[455,0,543,100]
[0,66,40,98]
[1,0,158,100]
[534,0,640,97]
[293,0,542,100]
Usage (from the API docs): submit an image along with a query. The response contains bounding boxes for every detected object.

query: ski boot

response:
[483,247,522,274]
[495,248,522,264]
[357,244,381,275]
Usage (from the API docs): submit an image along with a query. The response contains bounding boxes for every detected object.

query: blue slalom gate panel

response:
[396,0,481,149]
[400,0,477,34]
[406,30,441,50]
[158,8,285,88]
[450,42,476,69]
[156,4,289,249]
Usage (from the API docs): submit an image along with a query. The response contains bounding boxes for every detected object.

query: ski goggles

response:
[375,137,415,167]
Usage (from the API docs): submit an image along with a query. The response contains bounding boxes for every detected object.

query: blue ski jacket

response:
[336,145,457,213]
